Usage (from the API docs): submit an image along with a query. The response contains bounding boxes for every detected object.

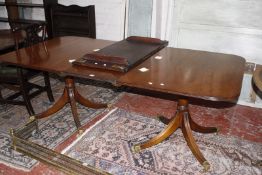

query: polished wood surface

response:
[0,36,122,83]
[118,48,245,102]
[132,99,218,171]
[120,46,245,171]
[0,36,121,128]
[36,77,107,129]
[74,36,168,72]
[1,36,245,93]
[0,36,246,170]
[0,23,54,115]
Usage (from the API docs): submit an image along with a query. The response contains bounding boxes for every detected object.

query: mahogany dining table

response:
[0,36,246,171]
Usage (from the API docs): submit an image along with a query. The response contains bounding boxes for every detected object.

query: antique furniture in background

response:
[0,29,17,54]
[0,0,56,115]
[0,0,57,36]
[0,0,50,27]
[0,1,97,115]
[50,4,96,38]
[0,23,54,115]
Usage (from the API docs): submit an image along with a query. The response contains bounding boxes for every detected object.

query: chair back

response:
[22,23,46,47]
[12,23,47,50]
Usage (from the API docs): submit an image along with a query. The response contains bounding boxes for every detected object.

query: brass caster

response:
[27,116,36,124]
[107,103,113,109]
[131,145,141,153]
[202,161,210,172]
[9,128,14,137]
[156,115,170,125]
[155,115,162,121]
[216,127,220,135]
[9,129,17,150]
[11,144,17,151]
[256,160,262,167]
[154,115,161,123]
[77,129,84,137]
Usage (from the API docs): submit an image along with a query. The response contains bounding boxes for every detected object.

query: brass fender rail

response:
[10,118,110,175]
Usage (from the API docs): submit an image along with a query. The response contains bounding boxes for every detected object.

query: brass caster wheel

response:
[155,115,170,125]
[9,129,17,150]
[154,115,162,122]
[27,116,36,124]
[256,160,262,167]
[107,103,113,109]
[202,161,211,172]
[155,115,162,120]
[9,128,14,137]
[216,127,220,135]
[77,129,84,137]
[131,145,141,153]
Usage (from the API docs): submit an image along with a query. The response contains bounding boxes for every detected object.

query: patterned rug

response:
[63,108,262,175]
[0,76,120,171]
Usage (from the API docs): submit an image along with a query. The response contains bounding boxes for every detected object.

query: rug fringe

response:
[0,159,39,172]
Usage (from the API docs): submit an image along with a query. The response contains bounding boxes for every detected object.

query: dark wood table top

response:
[0,36,246,102]
[118,47,246,102]
[0,36,123,83]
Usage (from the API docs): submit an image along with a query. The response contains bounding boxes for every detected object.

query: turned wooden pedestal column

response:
[36,76,107,129]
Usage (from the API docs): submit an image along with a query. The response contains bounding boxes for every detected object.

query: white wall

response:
[152,0,262,107]
[173,0,262,64]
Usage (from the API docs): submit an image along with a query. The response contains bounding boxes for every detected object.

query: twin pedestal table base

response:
[0,37,245,172]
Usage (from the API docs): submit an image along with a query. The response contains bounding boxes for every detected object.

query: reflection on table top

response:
[0,36,246,102]
[118,47,245,102]
[0,36,123,83]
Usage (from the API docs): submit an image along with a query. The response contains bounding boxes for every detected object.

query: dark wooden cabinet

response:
[50,4,96,38]
[43,0,58,38]
[1,0,96,39]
